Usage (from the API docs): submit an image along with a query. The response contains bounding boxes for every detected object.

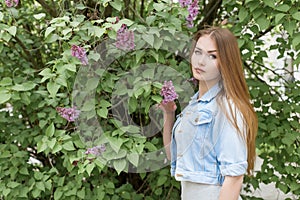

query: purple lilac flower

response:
[85,144,106,156]
[179,0,191,7]
[5,0,18,7]
[115,24,135,51]
[56,106,80,122]
[71,45,88,65]
[186,0,199,28]
[160,80,179,104]
[187,77,198,86]
[179,0,199,28]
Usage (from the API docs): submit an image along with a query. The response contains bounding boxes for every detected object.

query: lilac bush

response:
[85,144,106,156]
[71,45,88,65]
[179,0,199,28]
[56,106,80,122]
[5,0,18,7]
[160,80,179,104]
[115,24,135,50]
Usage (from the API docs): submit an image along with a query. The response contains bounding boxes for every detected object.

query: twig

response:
[128,4,147,25]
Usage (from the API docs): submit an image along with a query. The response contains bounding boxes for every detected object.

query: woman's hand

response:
[157,101,177,160]
[157,101,177,114]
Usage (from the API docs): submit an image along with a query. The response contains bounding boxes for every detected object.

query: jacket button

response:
[194,118,199,123]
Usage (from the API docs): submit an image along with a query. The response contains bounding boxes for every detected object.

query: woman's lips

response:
[194,68,205,73]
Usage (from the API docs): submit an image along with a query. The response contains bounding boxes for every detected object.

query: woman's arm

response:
[219,175,244,200]
[158,101,176,160]
[162,112,175,160]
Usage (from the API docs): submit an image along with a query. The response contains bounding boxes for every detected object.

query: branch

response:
[198,0,222,29]
[140,0,145,18]
[252,60,290,85]
[253,25,275,40]
[129,4,147,25]
[13,36,38,68]
[36,0,58,17]
[243,61,285,102]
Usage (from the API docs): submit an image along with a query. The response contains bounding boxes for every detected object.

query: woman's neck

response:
[197,80,218,99]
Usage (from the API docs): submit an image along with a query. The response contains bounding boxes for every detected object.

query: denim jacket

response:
[170,83,247,185]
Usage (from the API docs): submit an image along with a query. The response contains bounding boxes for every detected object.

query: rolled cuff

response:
[219,161,247,176]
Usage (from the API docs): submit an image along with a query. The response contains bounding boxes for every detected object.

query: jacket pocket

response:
[188,110,213,140]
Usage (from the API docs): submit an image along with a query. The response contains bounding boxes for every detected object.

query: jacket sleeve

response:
[215,104,248,177]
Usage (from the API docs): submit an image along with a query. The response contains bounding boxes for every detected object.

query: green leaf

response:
[127,153,139,167]
[63,141,75,151]
[19,167,29,175]
[275,13,285,24]
[0,77,12,86]
[110,0,122,11]
[118,19,134,26]
[276,182,289,193]
[54,189,63,200]
[3,188,11,197]
[97,107,108,118]
[86,78,99,91]
[264,0,274,8]
[92,26,105,38]
[151,95,162,103]
[153,3,166,12]
[47,138,57,149]
[77,188,85,199]
[45,27,56,38]
[142,34,154,46]
[52,143,62,153]
[47,81,60,97]
[7,181,20,188]
[153,36,163,50]
[5,26,17,36]
[64,64,76,72]
[256,15,269,30]
[292,12,300,20]
[275,4,290,12]
[12,82,36,91]
[37,141,47,153]
[33,13,46,20]
[86,163,95,176]
[108,137,124,153]
[46,123,55,137]
[45,34,59,43]
[0,92,11,104]
[292,34,300,48]
[157,176,168,187]
[36,182,45,192]
[113,159,127,175]
[238,7,248,22]
[0,12,3,21]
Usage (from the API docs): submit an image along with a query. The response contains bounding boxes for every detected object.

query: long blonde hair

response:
[191,27,258,175]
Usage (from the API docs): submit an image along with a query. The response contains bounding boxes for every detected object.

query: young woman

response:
[159,27,258,200]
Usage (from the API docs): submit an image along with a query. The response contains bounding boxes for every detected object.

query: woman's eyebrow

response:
[195,47,217,53]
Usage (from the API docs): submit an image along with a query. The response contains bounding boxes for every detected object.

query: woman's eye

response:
[209,54,217,59]
[194,50,202,55]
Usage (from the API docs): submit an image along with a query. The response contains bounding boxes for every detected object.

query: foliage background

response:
[0,0,299,199]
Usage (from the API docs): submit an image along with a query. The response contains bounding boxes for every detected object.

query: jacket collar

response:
[190,82,222,104]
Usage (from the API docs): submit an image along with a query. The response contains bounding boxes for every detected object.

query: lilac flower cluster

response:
[160,80,179,104]
[5,0,18,7]
[85,144,106,156]
[179,0,199,28]
[187,77,198,86]
[115,24,135,51]
[56,107,80,122]
[179,0,191,7]
[71,45,88,65]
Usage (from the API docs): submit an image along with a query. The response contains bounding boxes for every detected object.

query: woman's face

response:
[191,34,221,87]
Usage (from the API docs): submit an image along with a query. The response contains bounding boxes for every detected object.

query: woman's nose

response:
[198,54,206,65]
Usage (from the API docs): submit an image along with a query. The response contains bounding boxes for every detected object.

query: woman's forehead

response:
[195,35,217,52]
